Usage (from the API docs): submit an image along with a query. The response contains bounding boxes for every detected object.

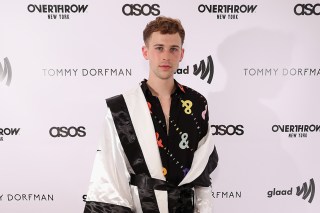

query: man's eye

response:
[170,48,178,52]
[156,47,163,51]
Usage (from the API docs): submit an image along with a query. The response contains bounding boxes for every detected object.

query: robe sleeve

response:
[84,107,134,213]
[194,186,214,213]
[193,146,218,213]
[193,104,218,213]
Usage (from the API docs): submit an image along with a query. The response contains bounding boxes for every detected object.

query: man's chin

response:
[158,73,174,80]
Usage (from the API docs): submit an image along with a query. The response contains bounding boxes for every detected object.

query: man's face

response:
[142,31,184,80]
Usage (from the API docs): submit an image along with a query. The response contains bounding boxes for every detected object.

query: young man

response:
[84,16,218,213]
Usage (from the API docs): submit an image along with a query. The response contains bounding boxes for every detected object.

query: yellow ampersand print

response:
[181,100,193,114]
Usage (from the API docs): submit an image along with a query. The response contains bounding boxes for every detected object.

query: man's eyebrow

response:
[170,45,181,48]
[153,44,181,48]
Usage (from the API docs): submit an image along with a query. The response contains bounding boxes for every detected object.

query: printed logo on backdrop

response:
[49,126,86,138]
[0,128,20,142]
[210,180,242,199]
[272,124,320,138]
[212,190,242,199]
[42,68,132,77]
[175,55,214,84]
[0,57,12,86]
[267,178,315,203]
[294,3,320,16]
[27,4,88,20]
[198,4,257,20]
[211,125,244,136]
[244,68,320,77]
[122,4,160,16]
[0,194,54,202]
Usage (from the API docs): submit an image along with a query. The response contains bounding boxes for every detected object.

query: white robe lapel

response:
[123,85,213,212]
[178,127,214,186]
[123,86,168,213]
[123,86,165,181]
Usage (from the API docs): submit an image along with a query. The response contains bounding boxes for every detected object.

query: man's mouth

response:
[159,65,172,69]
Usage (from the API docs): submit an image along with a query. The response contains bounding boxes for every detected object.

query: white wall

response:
[0,0,319,212]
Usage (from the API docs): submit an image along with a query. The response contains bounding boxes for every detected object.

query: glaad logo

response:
[0,57,12,86]
[296,178,315,203]
[294,4,320,15]
[0,128,20,141]
[175,55,214,84]
[267,178,315,203]
[49,126,86,138]
[193,55,214,84]
[122,4,160,16]
[211,125,244,136]
[175,67,189,75]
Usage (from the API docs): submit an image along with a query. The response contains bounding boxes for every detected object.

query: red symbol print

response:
[156,132,163,148]
[177,83,185,93]
[147,102,152,113]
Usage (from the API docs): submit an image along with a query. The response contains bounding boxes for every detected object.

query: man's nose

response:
[161,50,170,61]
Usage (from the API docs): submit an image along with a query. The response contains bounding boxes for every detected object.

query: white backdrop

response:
[1,0,319,212]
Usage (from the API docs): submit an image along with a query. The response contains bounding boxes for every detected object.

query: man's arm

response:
[193,147,218,213]
[193,102,218,213]
[84,108,134,213]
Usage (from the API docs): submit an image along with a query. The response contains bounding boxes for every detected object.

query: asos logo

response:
[211,125,244,136]
[49,126,86,138]
[294,3,320,15]
[122,4,160,16]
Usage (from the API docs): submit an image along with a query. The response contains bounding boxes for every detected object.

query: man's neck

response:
[146,77,175,98]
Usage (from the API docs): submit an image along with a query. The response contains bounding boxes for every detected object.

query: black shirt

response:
[140,79,209,186]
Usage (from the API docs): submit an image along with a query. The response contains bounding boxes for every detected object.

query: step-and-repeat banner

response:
[1,0,319,212]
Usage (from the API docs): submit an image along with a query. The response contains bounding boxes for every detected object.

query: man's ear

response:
[142,45,149,60]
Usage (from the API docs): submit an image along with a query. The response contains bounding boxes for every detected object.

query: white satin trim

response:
[86,108,133,209]
[194,186,214,213]
[123,86,165,181]
[130,185,143,213]
[154,190,169,213]
[179,127,214,186]
[123,86,168,212]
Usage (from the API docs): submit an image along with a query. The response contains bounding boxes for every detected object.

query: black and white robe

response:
[84,85,218,213]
